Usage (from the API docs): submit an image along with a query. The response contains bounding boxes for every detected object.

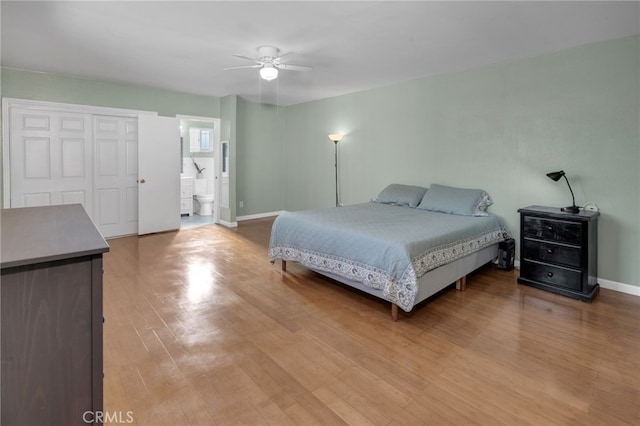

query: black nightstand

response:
[517,205,599,302]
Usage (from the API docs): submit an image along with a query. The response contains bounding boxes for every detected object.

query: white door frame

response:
[2,97,157,208]
[176,114,221,224]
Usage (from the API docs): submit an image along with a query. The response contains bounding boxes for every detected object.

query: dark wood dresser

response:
[1,204,109,425]
[517,205,599,302]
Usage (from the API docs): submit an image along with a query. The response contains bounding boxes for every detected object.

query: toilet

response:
[193,178,214,216]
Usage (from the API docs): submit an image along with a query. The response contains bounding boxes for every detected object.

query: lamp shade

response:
[328,134,344,143]
[546,170,565,182]
[260,64,278,81]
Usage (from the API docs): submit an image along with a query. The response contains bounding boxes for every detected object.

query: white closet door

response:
[9,108,92,212]
[93,115,139,237]
[137,115,180,235]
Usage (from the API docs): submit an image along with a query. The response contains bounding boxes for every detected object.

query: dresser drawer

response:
[521,261,582,291]
[523,239,582,268]
[523,217,581,244]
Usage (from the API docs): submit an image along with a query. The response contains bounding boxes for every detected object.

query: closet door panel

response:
[61,190,86,206]
[23,193,51,207]
[61,138,86,177]
[126,187,138,223]
[96,188,119,226]
[23,137,51,178]
[93,116,138,237]
[9,108,92,212]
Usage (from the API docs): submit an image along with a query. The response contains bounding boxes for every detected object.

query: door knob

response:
[139,178,146,184]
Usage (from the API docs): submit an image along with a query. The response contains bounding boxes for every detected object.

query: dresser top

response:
[1,204,109,269]
[518,205,600,221]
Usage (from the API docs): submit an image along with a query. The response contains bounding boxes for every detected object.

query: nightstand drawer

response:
[521,261,582,291]
[523,217,581,244]
[523,239,582,268]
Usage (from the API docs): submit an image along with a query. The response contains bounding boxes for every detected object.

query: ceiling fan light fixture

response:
[260,64,278,81]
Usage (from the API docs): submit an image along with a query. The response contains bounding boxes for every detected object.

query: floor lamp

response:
[328,134,344,207]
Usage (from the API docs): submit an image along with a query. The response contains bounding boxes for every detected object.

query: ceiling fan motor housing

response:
[257,46,280,62]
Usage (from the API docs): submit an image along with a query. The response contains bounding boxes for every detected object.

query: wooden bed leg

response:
[456,275,467,291]
[281,260,287,272]
[391,303,398,322]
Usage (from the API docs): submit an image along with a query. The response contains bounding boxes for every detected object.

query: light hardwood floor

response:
[103,218,639,425]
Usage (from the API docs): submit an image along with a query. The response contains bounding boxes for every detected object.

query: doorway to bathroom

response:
[177,115,220,229]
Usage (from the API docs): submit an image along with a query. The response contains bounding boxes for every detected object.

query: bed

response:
[269,184,511,320]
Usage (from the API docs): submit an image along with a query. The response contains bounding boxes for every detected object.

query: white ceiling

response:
[2,1,638,106]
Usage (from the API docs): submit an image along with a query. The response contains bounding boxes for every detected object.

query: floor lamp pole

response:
[328,134,344,207]
[334,140,339,207]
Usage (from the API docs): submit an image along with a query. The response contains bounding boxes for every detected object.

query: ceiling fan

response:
[224,46,312,81]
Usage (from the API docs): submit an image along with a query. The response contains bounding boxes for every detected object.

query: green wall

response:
[279,36,639,287]
[1,36,638,287]
[236,99,284,217]
[0,68,220,116]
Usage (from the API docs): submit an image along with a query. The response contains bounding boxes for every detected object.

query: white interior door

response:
[93,115,138,237]
[9,107,92,211]
[138,115,180,235]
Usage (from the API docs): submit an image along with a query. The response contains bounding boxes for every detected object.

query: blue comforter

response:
[269,202,511,311]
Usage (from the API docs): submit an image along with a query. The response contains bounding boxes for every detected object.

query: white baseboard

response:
[218,219,238,228]
[513,261,638,297]
[236,211,283,222]
[598,278,640,296]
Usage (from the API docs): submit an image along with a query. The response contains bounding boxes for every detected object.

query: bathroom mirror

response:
[222,141,229,177]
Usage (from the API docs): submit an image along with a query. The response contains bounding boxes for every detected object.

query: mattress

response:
[269,202,511,312]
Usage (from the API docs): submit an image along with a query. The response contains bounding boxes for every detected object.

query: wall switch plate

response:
[239,201,244,208]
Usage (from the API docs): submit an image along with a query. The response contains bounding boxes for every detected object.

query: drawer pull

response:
[547,272,554,278]
[545,225,553,231]
[546,248,554,254]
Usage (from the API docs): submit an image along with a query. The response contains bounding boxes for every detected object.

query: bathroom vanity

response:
[181,176,194,216]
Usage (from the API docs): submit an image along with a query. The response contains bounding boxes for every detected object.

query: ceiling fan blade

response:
[232,54,261,63]
[277,51,293,60]
[278,63,312,71]
[224,65,262,71]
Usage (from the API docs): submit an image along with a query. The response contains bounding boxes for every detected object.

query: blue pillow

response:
[374,184,428,208]
[417,184,493,216]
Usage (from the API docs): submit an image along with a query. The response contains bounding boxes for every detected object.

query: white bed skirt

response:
[310,244,499,310]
